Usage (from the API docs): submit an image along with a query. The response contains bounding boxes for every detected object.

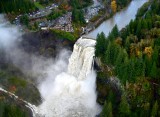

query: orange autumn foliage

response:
[9,85,17,93]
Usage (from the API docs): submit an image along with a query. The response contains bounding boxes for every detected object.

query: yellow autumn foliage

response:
[111,0,117,13]
[144,46,153,58]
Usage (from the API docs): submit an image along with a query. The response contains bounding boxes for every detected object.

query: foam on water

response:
[38,37,100,117]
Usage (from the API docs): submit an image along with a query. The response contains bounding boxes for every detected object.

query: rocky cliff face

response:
[0,30,75,116]
[20,31,74,57]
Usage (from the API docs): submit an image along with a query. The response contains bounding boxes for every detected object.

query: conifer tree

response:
[150,62,158,79]
[151,101,158,117]
[112,25,119,38]
[119,95,131,117]
[100,101,113,117]
[95,32,106,57]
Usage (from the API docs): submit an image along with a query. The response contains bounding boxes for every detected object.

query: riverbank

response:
[82,0,132,36]
[86,0,148,38]
[54,1,132,40]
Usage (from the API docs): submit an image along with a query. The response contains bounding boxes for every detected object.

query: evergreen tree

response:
[136,20,142,38]
[140,103,150,117]
[79,9,86,24]
[108,25,119,41]
[0,0,35,14]
[95,32,106,57]
[142,19,148,29]
[112,24,119,38]
[145,56,152,76]
[72,8,85,24]
[135,58,145,77]
[104,42,112,64]
[150,62,158,79]
[151,101,158,117]
[20,15,29,26]
[100,101,113,117]
[119,95,131,117]
[152,46,159,65]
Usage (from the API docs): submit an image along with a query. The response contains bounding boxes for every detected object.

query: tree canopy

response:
[0,0,35,14]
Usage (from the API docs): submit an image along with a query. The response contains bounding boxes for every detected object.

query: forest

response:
[0,0,160,117]
[0,0,35,14]
[95,0,160,116]
[70,0,92,24]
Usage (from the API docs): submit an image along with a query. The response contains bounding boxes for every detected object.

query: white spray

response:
[38,37,101,117]
[0,14,101,117]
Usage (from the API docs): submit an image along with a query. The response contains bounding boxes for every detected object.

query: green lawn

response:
[34,2,44,9]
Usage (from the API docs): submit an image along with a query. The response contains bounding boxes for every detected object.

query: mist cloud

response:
[0,15,21,49]
[0,14,101,117]
[0,14,71,81]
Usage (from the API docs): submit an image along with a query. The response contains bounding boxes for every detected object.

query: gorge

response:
[0,0,150,116]
[0,19,100,116]
[38,37,100,117]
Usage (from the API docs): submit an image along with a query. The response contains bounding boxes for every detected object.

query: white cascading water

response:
[38,37,101,117]
[68,37,96,80]
[0,15,100,117]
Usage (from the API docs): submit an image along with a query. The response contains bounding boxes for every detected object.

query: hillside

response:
[95,0,160,116]
[0,31,74,117]
[1,0,160,117]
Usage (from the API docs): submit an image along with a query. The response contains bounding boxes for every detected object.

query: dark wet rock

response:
[20,31,74,57]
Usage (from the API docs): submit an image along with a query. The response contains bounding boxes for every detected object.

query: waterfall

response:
[68,37,96,80]
[0,15,100,116]
[0,34,100,117]
[38,37,101,117]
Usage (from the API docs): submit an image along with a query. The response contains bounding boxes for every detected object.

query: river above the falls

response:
[86,0,148,38]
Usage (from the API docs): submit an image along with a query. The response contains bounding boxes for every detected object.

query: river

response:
[86,0,148,38]
[0,0,150,117]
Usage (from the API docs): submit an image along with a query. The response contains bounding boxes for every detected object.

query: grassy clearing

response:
[34,2,44,9]
[51,29,77,41]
